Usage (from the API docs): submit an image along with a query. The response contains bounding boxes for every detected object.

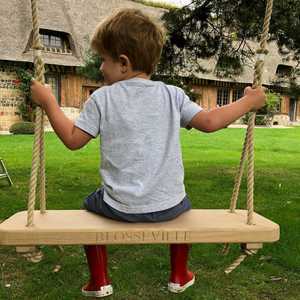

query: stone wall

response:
[0,67,23,131]
[272,113,290,126]
[0,66,81,132]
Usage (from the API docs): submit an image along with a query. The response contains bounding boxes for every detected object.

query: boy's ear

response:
[119,54,131,73]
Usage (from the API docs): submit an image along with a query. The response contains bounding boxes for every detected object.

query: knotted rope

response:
[225,0,273,273]
[27,0,46,227]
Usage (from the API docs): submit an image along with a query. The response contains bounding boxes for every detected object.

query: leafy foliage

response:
[78,1,300,101]
[14,68,35,122]
[270,0,300,62]
[76,48,103,82]
[242,91,281,125]
[160,0,300,78]
[286,78,300,100]
[265,91,281,114]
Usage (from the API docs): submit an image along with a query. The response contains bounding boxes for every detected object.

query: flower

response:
[12,79,21,86]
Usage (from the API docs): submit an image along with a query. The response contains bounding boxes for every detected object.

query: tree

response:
[78,1,300,100]
[242,91,281,126]
[159,0,300,78]
[76,47,103,82]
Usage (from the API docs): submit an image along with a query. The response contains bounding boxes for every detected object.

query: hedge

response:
[9,122,35,134]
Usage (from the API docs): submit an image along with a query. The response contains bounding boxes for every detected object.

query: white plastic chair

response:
[0,158,13,186]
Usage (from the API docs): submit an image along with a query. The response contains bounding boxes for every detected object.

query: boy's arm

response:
[189,86,266,132]
[31,80,92,150]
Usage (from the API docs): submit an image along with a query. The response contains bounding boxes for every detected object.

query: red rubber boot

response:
[168,244,195,293]
[82,245,113,298]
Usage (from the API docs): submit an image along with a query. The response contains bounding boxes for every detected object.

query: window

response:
[275,64,293,77]
[45,74,60,104]
[232,89,243,102]
[41,34,62,48]
[39,29,70,51]
[217,88,229,106]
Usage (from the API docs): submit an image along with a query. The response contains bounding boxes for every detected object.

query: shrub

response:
[14,68,35,122]
[242,91,281,126]
[9,122,35,134]
[242,113,269,126]
[255,115,267,125]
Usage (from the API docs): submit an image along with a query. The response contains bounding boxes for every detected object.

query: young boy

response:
[31,8,266,298]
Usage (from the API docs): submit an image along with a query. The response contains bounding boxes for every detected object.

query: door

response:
[81,86,98,109]
[289,98,297,121]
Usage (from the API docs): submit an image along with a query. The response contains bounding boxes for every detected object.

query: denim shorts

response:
[83,187,191,223]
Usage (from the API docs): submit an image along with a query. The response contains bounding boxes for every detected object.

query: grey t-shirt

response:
[75,78,202,213]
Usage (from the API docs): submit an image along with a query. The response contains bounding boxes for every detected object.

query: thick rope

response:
[225,0,273,265]
[246,112,255,224]
[246,0,273,225]
[229,0,273,225]
[27,0,46,227]
[229,127,249,212]
[224,0,274,272]
[38,115,46,214]
[224,249,258,274]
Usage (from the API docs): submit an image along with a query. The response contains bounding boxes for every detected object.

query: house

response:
[0,0,299,131]
[0,0,164,131]
[180,40,300,126]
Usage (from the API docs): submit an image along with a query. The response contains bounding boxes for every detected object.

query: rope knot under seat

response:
[224,247,258,274]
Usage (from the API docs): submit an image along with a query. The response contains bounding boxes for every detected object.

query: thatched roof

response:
[0,0,298,85]
[178,40,299,85]
[0,0,164,67]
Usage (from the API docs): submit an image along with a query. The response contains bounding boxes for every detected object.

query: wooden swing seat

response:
[0,209,279,246]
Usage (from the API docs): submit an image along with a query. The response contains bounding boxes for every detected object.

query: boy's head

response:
[91,9,165,81]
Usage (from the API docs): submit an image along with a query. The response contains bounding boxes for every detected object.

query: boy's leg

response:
[168,244,195,293]
[82,245,113,298]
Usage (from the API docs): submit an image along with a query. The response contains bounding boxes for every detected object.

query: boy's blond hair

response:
[91,9,166,75]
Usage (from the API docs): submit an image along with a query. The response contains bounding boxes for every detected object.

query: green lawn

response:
[1,128,300,300]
